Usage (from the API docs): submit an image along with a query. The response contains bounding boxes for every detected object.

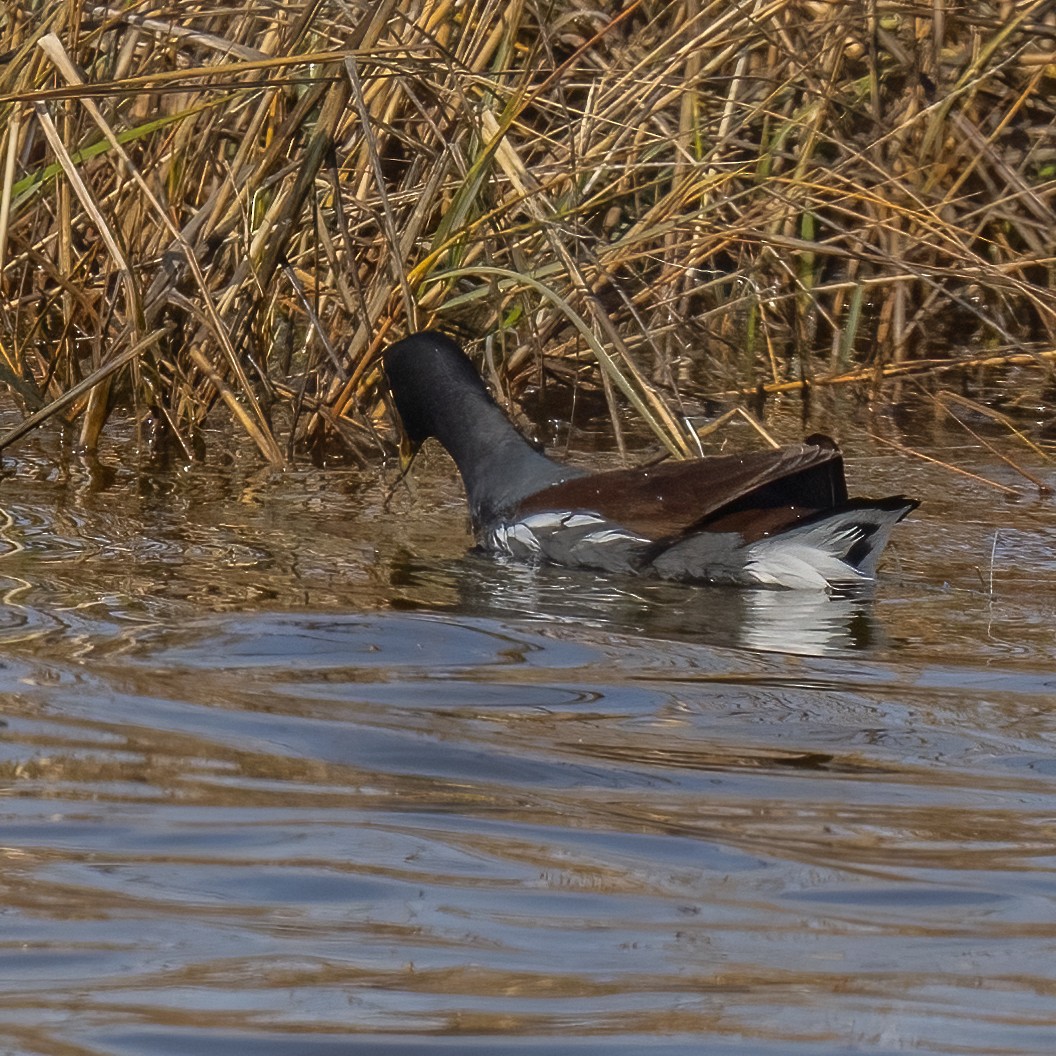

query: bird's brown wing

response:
[511,440,848,541]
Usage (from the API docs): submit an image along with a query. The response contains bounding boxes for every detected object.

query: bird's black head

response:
[383,331,492,448]
[382,330,570,521]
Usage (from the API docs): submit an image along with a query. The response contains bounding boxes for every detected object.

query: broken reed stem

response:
[934,390,1054,463]
[712,347,1056,400]
[868,433,1023,497]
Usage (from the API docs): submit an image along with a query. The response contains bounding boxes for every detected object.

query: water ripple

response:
[0,437,1054,1054]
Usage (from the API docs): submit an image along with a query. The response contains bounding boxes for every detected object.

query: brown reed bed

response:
[0,0,1053,464]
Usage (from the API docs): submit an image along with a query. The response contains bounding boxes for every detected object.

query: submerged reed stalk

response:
[0,1,1052,462]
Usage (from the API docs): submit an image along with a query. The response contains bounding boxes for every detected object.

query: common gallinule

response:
[384,331,917,590]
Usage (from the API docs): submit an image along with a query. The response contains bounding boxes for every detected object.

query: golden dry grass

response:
[0,0,1053,462]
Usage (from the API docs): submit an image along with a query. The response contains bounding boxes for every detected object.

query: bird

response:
[383,331,917,590]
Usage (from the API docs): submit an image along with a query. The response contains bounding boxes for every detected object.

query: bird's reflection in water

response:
[388,551,883,658]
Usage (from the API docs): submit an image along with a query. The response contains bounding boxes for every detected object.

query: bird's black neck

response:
[427,383,570,526]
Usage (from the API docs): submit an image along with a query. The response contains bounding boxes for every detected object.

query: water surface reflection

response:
[0,420,1053,1055]
[392,553,887,656]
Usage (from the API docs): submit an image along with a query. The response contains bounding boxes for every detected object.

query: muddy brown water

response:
[0,405,1054,1056]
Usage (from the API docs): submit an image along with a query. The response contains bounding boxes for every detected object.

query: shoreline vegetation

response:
[0,1,1053,467]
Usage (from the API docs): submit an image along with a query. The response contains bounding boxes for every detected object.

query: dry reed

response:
[0,1,1053,463]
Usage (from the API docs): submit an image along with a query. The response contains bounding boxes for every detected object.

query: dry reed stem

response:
[935,400,1052,493]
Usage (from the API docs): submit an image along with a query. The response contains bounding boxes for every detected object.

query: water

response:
[0,409,1054,1056]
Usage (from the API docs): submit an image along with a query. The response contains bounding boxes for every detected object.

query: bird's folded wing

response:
[511,441,848,541]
